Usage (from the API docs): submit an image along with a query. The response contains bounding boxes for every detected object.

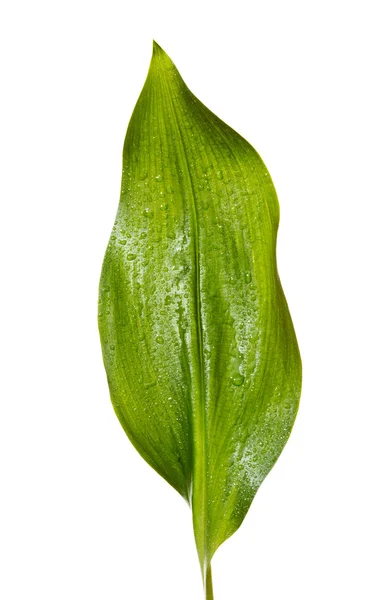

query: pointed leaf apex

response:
[152,40,171,64]
[148,41,177,81]
[152,40,163,54]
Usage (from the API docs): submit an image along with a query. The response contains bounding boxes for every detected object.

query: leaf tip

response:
[148,41,177,81]
[152,40,172,64]
[152,39,164,55]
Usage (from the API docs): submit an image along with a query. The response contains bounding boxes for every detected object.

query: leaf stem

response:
[205,564,214,600]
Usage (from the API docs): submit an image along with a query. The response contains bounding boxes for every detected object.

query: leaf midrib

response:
[159,71,208,570]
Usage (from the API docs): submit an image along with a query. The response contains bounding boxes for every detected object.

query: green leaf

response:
[98,41,301,599]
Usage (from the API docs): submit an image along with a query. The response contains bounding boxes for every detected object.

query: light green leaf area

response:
[99,42,301,596]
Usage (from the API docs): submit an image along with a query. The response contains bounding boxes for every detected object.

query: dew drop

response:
[127,253,136,261]
[156,336,164,344]
[245,272,252,284]
[155,174,164,183]
[118,239,127,245]
[232,375,245,386]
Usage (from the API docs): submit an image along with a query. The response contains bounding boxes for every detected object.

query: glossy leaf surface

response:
[98,42,301,598]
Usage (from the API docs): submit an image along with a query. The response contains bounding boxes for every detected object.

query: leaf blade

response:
[99,41,301,591]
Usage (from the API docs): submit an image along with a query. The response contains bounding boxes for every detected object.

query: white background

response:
[1,1,389,598]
